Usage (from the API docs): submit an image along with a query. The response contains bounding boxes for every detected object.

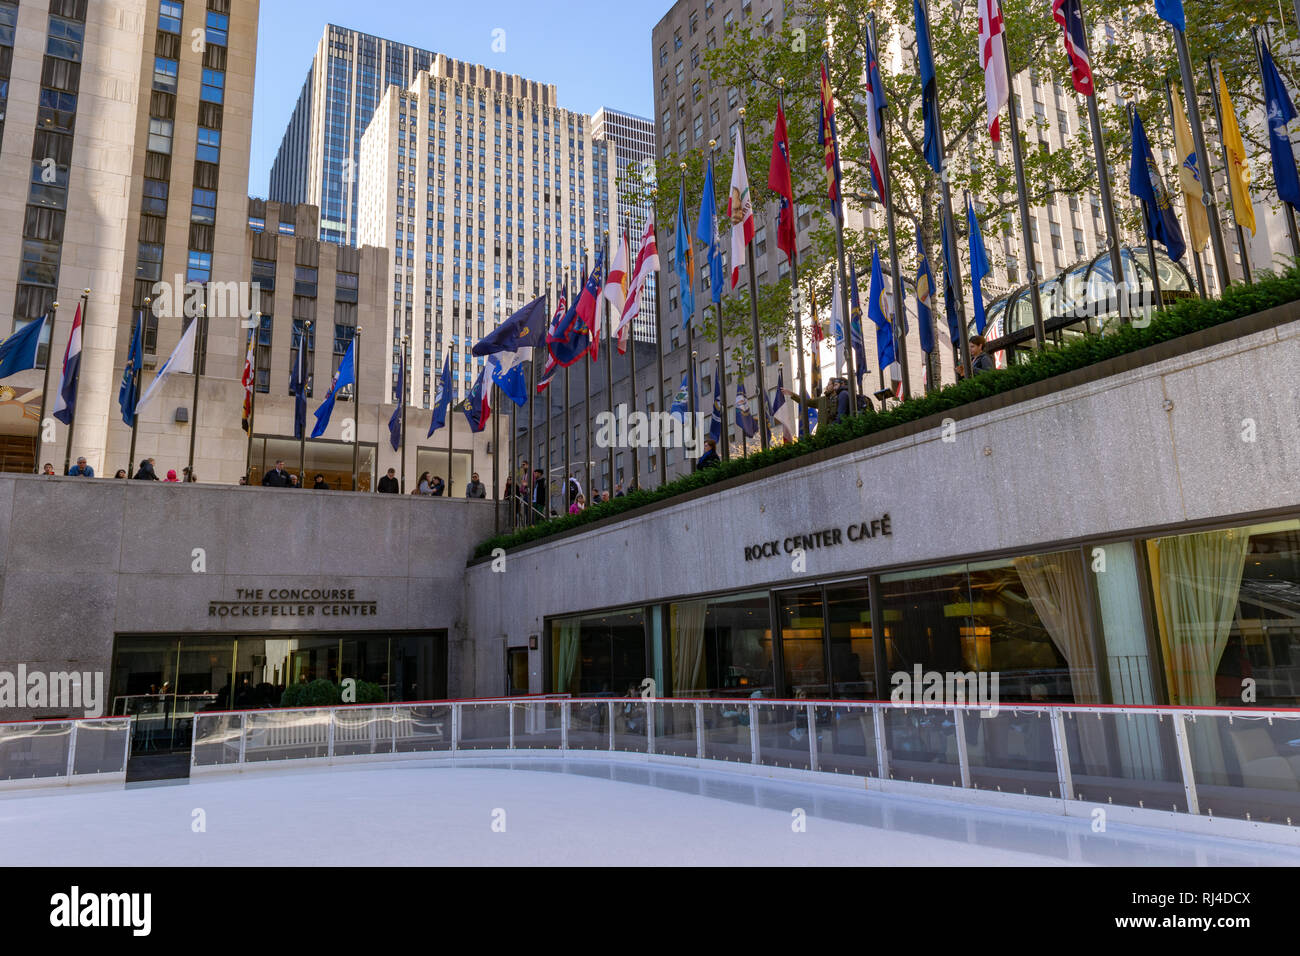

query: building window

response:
[147,118,174,155]
[200,68,224,104]
[153,56,178,93]
[196,126,221,163]
[191,187,216,225]
[158,0,183,34]
[186,249,212,283]
[204,10,228,47]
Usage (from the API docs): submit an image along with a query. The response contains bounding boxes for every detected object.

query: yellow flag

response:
[1219,69,1256,237]
[1170,86,1210,253]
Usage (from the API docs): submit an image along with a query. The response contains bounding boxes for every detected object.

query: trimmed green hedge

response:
[474,266,1300,560]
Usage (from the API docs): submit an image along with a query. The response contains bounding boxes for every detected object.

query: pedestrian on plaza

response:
[969,335,996,376]
[164,469,180,483]
[698,438,720,469]
[377,468,400,494]
[67,457,94,477]
[312,474,329,490]
[531,468,547,520]
[466,472,486,499]
[41,463,55,476]
[416,471,433,496]
[569,493,586,515]
[261,460,291,487]
[288,474,301,489]
[429,475,445,497]
[114,469,127,479]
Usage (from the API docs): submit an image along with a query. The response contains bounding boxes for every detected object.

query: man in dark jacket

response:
[530,468,547,520]
[969,335,996,375]
[786,380,841,429]
[377,468,400,494]
[697,438,721,469]
[262,460,291,487]
[312,474,329,490]
[133,458,160,480]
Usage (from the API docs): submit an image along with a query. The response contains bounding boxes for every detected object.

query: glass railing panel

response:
[192,713,243,767]
[1062,709,1186,811]
[458,703,511,750]
[243,710,330,762]
[653,701,698,758]
[565,700,609,751]
[883,706,962,788]
[393,705,454,753]
[71,719,131,776]
[0,722,71,781]
[758,703,813,771]
[511,701,563,749]
[813,704,879,777]
[333,706,395,757]
[700,702,753,764]
[612,700,649,754]
[1184,712,1300,825]
[964,708,1060,797]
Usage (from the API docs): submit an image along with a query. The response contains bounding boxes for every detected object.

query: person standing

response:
[429,475,445,497]
[416,471,433,496]
[698,438,721,469]
[466,472,486,499]
[164,469,180,483]
[41,463,55,476]
[530,468,547,521]
[312,474,329,490]
[67,457,94,477]
[377,468,400,494]
[261,460,291,487]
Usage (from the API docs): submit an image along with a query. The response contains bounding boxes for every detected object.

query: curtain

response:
[671,601,708,696]
[554,621,581,695]
[1013,550,1101,704]
[1149,528,1250,706]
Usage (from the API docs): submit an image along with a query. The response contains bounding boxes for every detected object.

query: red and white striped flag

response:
[979,0,1010,142]
[616,215,659,354]
[727,133,754,291]
[241,327,255,433]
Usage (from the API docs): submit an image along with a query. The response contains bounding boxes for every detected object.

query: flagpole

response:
[61,289,89,475]
[737,111,769,452]
[708,141,729,463]
[775,79,810,438]
[1206,59,1253,286]
[447,358,456,499]
[602,233,616,493]
[244,312,258,477]
[1162,78,1209,299]
[994,12,1048,352]
[808,278,823,400]
[1126,104,1165,316]
[34,301,59,474]
[530,284,544,523]
[492,382,500,533]
[128,305,146,478]
[625,233,642,489]
[823,47,862,408]
[509,378,517,531]
[650,194,668,490]
[1170,24,1233,290]
[1253,27,1300,260]
[680,165,699,473]
[351,327,361,492]
[867,16,915,395]
[400,334,409,495]
[297,318,310,485]
[582,250,593,501]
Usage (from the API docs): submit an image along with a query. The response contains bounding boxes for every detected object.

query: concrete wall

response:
[464,308,1300,696]
[0,478,498,719]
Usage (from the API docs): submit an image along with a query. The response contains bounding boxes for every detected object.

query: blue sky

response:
[248,0,665,196]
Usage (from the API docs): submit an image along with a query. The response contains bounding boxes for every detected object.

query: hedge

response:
[474,266,1300,560]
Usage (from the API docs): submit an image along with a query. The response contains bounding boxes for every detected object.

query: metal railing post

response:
[238,714,248,766]
[607,701,615,751]
[508,703,516,750]
[123,717,134,773]
[694,701,704,759]
[648,700,657,755]
[953,708,972,788]
[873,704,890,780]
[560,701,569,752]
[451,703,459,754]
[806,704,818,772]
[65,721,78,781]
[1049,709,1074,801]
[748,703,759,765]
[1171,711,1202,816]
[327,708,336,760]
[391,705,398,754]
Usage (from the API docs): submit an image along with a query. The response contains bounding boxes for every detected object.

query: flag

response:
[238,324,254,433]
[830,274,845,376]
[818,60,843,217]
[1170,86,1210,253]
[1052,0,1095,97]
[0,315,46,381]
[967,199,992,334]
[735,379,758,438]
[458,365,491,433]
[865,32,889,200]
[769,103,797,264]
[428,350,453,436]
[388,351,405,453]
[868,248,897,378]
[310,336,355,438]
[708,375,722,443]
[675,183,696,327]
[135,317,196,418]
[1261,39,1300,209]
[472,294,549,363]
[1130,108,1187,262]
[698,156,726,303]
[51,302,83,426]
[489,353,529,408]
[916,230,936,356]
[577,250,606,361]
[1218,69,1256,236]
[668,374,691,423]
[809,283,825,347]
[801,406,819,438]
[979,0,1010,143]
[618,219,658,354]
[538,288,568,391]
[289,323,309,440]
[548,271,595,368]
[940,216,962,348]
[603,232,630,318]
[727,132,755,292]
[916,0,944,174]
[771,367,797,442]
[847,264,869,386]
[1155,0,1185,31]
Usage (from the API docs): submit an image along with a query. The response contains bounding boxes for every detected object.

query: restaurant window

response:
[668,591,772,698]
[550,608,646,696]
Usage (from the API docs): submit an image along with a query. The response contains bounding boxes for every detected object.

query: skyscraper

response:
[592,107,657,344]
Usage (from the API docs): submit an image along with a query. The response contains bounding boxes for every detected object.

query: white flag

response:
[831,275,845,377]
[135,319,197,418]
[979,0,1010,143]
[727,133,754,291]
[616,215,660,354]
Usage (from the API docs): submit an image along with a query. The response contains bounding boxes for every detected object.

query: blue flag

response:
[940,216,962,348]
[472,294,549,358]
[967,199,992,334]
[388,350,405,452]
[428,350,453,437]
[1154,0,1185,31]
[735,379,758,438]
[847,263,870,386]
[675,183,696,327]
[698,156,726,304]
[118,311,144,426]
[310,337,355,438]
[915,0,943,175]
[0,315,46,381]
[489,354,529,408]
[916,232,935,356]
[668,374,691,423]
[1129,108,1187,262]
[708,375,722,443]
[1261,41,1300,209]
[290,323,309,440]
[458,365,491,433]
[547,266,597,367]
[867,248,895,370]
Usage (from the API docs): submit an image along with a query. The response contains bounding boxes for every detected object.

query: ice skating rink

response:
[3,758,1297,866]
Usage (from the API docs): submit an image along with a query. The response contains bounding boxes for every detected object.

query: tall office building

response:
[268,25,437,244]
[355,55,616,411]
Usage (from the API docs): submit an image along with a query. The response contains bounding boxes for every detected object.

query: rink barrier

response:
[0,717,132,790]
[189,698,1300,844]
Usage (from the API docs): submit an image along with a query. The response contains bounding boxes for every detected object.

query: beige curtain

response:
[1149,529,1250,706]
[1013,551,1101,704]
[554,621,581,695]
[671,601,708,696]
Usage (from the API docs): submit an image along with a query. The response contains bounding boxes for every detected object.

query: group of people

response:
[46,457,196,482]
[502,462,636,520]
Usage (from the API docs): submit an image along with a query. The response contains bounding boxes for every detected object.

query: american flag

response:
[979,0,1009,142]
[536,288,567,393]
[1052,0,1095,97]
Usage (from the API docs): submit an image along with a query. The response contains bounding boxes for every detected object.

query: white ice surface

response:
[2,758,1298,866]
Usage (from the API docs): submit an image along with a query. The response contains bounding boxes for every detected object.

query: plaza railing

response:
[0,716,132,790]
[190,698,1300,835]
